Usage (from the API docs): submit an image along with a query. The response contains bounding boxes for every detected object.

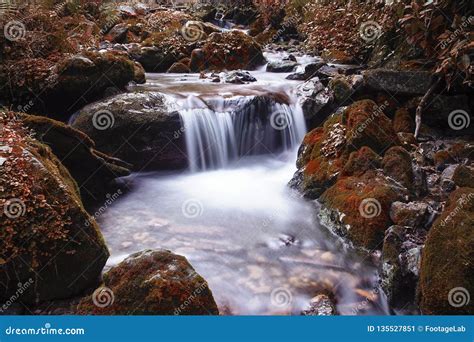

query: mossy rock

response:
[418,187,474,314]
[343,99,399,154]
[76,249,219,315]
[382,146,414,190]
[0,113,109,304]
[342,146,381,177]
[393,108,414,134]
[452,165,474,188]
[22,114,131,202]
[319,170,407,249]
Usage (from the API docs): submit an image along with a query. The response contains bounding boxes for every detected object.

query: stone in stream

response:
[0,113,109,304]
[295,77,333,123]
[266,59,298,73]
[223,70,257,84]
[76,249,219,315]
[301,294,337,316]
[286,62,326,80]
[71,92,187,170]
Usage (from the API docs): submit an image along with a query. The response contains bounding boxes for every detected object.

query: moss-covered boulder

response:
[382,146,414,190]
[190,31,265,72]
[393,108,414,134]
[452,165,474,188]
[22,115,131,201]
[0,112,109,304]
[342,146,381,177]
[290,100,398,198]
[76,249,219,315]
[319,170,407,249]
[418,187,474,314]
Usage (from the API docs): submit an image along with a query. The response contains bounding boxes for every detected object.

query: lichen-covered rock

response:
[190,31,265,71]
[76,249,219,315]
[22,115,131,201]
[319,170,407,249]
[418,187,474,314]
[71,92,186,170]
[382,146,414,190]
[0,112,109,304]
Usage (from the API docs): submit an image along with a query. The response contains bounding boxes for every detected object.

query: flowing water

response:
[98,53,389,315]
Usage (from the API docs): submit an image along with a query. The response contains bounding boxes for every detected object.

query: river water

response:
[97,53,389,315]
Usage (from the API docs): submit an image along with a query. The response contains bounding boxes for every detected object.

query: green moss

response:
[418,187,474,314]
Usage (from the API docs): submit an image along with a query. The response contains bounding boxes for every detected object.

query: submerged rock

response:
[76,249,219,315]
[0,113,109,304]
[418,187,474,314]
[71,92,186,170]
[301,294,337,316]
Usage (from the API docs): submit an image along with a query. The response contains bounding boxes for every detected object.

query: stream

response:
[96,52,389,315]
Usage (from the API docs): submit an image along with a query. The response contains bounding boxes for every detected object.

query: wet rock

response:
[118,5,137,18]
[452,164,474,188]
[22,115,131,202]
[76,249,219,315]
[286,62,325,80]
[363,69,433,96]
[328,76,353,103]
[0,113,109,304]
[319,170,408,249]
[301,294,337,315]
[167,62,191,73]
[382,146,414,190]
[130,46,178,73]
[71,92,187,170]
[223,70,257,84]
[266,59,298,73]
[295,77,332,122]
[418,187,474,314]
[191,31,265,71]
[381,226,422,308]
[389,201,429,228]
[133,62,146,84]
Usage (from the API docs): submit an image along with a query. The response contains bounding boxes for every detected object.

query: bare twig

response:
[414,75,442,140]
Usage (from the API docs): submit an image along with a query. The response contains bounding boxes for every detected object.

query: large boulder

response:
[290,100,399,199]
[76,249,219,315]
[418,187,474,314]
[295,77,333,123]
[22,115,131,201]
[363,69,433,96]
[0,51,136,119]
[71,92,187,170]
[0,112,109,304]
[190,31,265,72]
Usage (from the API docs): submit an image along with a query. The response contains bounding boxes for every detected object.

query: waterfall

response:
[177,94,307,172]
